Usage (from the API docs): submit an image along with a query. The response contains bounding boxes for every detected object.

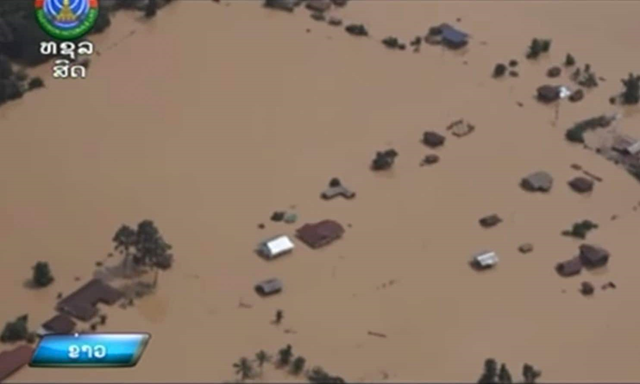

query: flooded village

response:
[1,0,640,382]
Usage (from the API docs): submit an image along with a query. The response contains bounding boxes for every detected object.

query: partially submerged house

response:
[255,278,283,296]
[537,85,561,103]
[612,134,640,156]
[321,185,356,200]
[264,0,298,11]
[371,149,398,171]
[521,171,553,192]
[479,214,502,228]
[556,257,582,277]
[56,279,123,322]
[579,244,609,268]
[0,345,33,382]
[568,177,594,194]
[257,235,295,259]
[422,131,446,148]
[471,251,498,269]
[428,23,469,49]
[296,220,345,249]
[37,314,76,336]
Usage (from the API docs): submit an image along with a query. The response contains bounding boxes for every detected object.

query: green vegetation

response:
[145,0,158,18]
[565,115,614,143]
[562,220,599,239]
[478,359,540,384]
[277,344,294,366]
[291,356,306,375]
[112,220,174,271]
[307,366,346,383]
[32,261,54,287]
[493,63,507,78]
[1,314,29,343]
[526,38,551,59]
[233,357,254,381]
[621,73,640,105]
[255,350,271,374]
[564,53,576,66]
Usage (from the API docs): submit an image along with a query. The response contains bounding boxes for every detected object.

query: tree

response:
[621,73,640,105]
[540,39,552,53]
[498,363,512,384]
[133,220,173,269]
[307,366,346,384]
[493,63,507,78]
[32,261,54,287]
[113,224,137,272]
[522,364,541,384]
[526,39,542,59]
[255,350,271,374]
[144,0,158,18]
[233,357,254,381]
[0,55,12,80]
[564,53,576,66]
[277,344,293,367]
[1,315,29,343]
[291,356,306,375]
[478,358,498,384]
[27,76,44,90]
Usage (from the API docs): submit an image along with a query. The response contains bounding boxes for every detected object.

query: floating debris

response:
[421,154,440,166]
[345,24,368,37]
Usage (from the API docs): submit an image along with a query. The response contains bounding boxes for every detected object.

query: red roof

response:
[41,314,76,334]
[296,220,345,249]
[0,345,33,382]
[56,279,123,321]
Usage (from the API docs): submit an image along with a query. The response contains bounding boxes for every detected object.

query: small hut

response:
[257,235,295,259]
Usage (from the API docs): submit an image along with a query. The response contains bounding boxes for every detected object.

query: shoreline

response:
[1,1,640,382]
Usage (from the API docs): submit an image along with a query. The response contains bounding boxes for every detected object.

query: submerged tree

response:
[498,363,512,384]
[621,73,640,105]
[478,358,498,384]
[144,0,158,18]
[113,224,137,271]
[233,357,254,381]
[522,363,542,384]
[255,350,271,374]
[307,366,346,384]
[526,39,542,59]
[564,53,576,67]
[0,315,29,343]
[112,220,173,273]
[291,356,306,375]
[277,344,294,367]
[32,261,54,287]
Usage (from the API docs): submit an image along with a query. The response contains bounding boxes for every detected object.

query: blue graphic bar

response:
[30,333,151,368]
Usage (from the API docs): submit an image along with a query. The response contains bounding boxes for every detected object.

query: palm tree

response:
[233,357,254,381]
[277,344,293,367]
[255,350,271,374]
[290,356,306,375]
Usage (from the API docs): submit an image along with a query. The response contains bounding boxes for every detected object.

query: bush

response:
[540,39,551,53]
[562,220,598,239]
[493,63,507,78]
[1,315,29,343]
[291,356,306,375]
[564,53,576,66]
[32,261,54,287]
[27,76,43,90]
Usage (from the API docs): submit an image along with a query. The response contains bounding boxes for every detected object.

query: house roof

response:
[0,345,33,382]
[556,257,582,276]
[41,314,76,334]
[260,235,294,256]
[522,171,553,191]
[439,23,468,42]
[473,251,498,267]
[296,220,345,249]
[56,279,123,322]
[568,177,594,193]
[255,278,283,295]
[321,186,355,200]
[579,244,609,265]
[537,85,560,101]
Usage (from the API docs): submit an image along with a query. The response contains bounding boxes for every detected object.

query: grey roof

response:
[321,186,356,200]
[255,278,283,295]
[440,24,468,44]
[521,171,553,192]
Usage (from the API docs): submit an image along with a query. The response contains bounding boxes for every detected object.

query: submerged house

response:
[521,171,553,192]
[612,134,640,156]
[56,279,123,322]
[0,345,34,382]
[37,314,76,336]
[257,235,295,259]
[296,220,345,249]
[440,24,469,49]
[579,244,609,268]
[471,250,498,269]
[255,278,283,296]
[537,85,561,103]
[555,257,583,277]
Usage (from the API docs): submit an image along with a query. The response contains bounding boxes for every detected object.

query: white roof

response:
[261,235,294,256]
[473,251,498,266]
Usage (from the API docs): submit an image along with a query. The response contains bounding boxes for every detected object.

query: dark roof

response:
[568,177,594,193]
[56,279,123,321]
[439,23,468,45]
[255,278,283,296]
[296,220,345,249]
[579,244,609,267]
[555,257,582,277]
[423,131,446,148]
[0,345,33,382]
[537,85,560,102]
[41,314,76,334]
[521,171,553,192]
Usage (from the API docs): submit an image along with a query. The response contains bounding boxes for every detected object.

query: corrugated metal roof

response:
[259,235,294,258]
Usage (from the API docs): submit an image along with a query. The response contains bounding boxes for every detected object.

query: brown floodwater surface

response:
[2,1,640,382]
